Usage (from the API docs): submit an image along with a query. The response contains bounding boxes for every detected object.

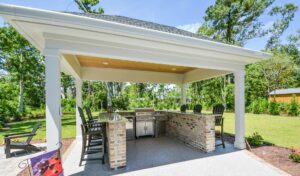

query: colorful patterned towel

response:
[30,149,63,176]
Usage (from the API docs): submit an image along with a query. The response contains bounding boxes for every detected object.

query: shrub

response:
[251,98,268,114]
[61,98,76,113]
[28,108,45,118]
[0,117,5,129]
[278,102,289,115]
[251,99,261,114]
[225,84,234,111]
[269,100,280,115]
[246,132,264,146]
[288,94,299,116]
[289,147,300,163]
[113,94,129,111]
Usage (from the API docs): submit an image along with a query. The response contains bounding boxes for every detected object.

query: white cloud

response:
[176,22,201,33]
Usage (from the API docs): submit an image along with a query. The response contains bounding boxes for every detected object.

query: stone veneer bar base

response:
[106,121,126,169]
[166,112,215,152]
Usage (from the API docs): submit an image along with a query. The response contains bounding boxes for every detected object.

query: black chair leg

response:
[102,155,105,164]
[221,126,225,148]
[79,136,86,166]
[4,139,11,158]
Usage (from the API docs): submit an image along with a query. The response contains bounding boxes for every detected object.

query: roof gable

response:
[65,12,218,42]
[269,88,300,95]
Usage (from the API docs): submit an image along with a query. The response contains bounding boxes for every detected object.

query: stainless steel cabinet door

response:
[136,121,146,137]
[145,121,154,135]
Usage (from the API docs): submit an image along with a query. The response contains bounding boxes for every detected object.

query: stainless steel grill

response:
[135,108,155,138]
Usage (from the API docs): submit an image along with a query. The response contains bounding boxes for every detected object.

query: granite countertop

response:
[166,111,217,117]
[98,113,128,123]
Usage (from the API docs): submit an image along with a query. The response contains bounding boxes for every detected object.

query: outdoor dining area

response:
[77,103,226,170]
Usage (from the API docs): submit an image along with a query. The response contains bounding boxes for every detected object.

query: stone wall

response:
[166,112,215,152]
[106,121,126,169]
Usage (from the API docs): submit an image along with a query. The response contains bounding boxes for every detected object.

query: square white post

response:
[180,84,187,105]
[75,78,82,139]
[44,49,62,151]
[234,68,246,149]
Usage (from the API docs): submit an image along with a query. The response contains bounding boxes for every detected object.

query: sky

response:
[0,0,300,51]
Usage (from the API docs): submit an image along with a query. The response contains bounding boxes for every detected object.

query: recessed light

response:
[103,62,109,65]
[171,68,177,71]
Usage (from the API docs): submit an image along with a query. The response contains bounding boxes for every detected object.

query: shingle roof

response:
[269,88,300,95]
[65,12,217,42]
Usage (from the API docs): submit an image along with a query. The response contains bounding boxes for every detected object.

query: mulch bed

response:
[17,138,74,176]
[251,146,300,176]
[224,134,300,176]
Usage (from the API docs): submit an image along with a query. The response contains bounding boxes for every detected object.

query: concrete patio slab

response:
[63,137,288,176]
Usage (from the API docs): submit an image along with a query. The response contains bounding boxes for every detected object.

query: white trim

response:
[183,69,230,84]
[61,54,81,79]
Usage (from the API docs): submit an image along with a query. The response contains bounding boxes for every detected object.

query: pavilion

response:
[0,4,271,151]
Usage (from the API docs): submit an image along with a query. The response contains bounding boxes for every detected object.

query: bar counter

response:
[99,111,216,169]
[99,113,127,169]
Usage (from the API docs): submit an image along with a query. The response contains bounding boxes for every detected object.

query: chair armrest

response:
[3,132,31,137]
[88,119,98,123]
[4,133,36,140]
[87,121,103,126]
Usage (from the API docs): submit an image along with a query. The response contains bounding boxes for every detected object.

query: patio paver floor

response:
[63,136,288,176]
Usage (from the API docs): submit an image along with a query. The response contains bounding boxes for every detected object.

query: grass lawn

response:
[0,114,76,144]
[223,112,300,148]
[1,112,299,149]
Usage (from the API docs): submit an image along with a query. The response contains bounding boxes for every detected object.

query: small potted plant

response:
[289,147,300,163]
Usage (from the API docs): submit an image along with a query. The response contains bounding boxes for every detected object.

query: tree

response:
[198,0,274,46]
[276,31,300,87]
[74,0,119,110]
[259,51,296,95]
[61,73,75,99]
[0,25,44,115]
[74,0,104,14]
[266,3,298,49]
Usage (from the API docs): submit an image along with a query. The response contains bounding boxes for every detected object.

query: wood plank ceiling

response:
[77,55,196,74]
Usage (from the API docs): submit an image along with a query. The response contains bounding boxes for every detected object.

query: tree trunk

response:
[106,82,113,112]
[222,75,227,110]
[88,81,91,95]
[18,79,24,114]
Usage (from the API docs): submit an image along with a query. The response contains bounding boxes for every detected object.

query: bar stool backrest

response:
[213,104,225,126]
[78,107,86,123]
[193,104,202,113]
[180,104,187,112]
[85,107,93,121]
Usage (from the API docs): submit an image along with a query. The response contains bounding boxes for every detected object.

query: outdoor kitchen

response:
[100,108,216,169]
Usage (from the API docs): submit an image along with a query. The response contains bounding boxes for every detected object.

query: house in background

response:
[269,88,300,103]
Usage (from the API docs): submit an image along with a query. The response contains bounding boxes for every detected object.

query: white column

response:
[234,68,246,149]
[44,49,61,151]
[180,84,187,105]
[75,78,82,139]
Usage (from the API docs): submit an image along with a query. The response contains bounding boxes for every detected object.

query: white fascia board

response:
[42,31,259,64]
[81,67,183,84]
[183,69,231,84]
[0,4,271,62]
[44,37,245,72]
[1,16,43,50]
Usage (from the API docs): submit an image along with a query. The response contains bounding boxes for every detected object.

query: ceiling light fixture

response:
[103,62,109,65]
